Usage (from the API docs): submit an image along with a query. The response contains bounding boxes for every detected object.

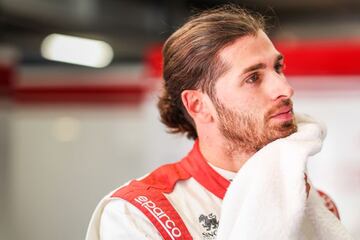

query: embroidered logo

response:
[199,213,219,239]
[135,195,181,239]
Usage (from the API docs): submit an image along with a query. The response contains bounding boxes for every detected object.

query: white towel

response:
[216,114,353,240]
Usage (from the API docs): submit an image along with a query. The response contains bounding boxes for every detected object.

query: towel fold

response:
[216,114,353,240]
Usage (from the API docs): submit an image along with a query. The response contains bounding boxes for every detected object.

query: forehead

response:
[219,30,280,69]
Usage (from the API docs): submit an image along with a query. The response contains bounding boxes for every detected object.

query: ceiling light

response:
[41,34,113,68]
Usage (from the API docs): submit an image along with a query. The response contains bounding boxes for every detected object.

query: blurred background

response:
[1,0,360,239]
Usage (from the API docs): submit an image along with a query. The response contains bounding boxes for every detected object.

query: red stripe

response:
[0,64,15,95]
[113,186,193,240]
[145,40,360,76]
[12,85,148,104]
[275,39,360,75]
[180,140,230,199]
[137,162,191,193]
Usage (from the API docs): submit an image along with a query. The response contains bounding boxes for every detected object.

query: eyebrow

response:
[242,54,284,75]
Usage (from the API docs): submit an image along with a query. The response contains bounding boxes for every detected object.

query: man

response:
[86,5,342,240]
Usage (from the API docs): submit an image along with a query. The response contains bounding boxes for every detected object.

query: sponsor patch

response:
[135,195,182,239]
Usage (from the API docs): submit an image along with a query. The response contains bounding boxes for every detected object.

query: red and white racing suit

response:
[86,140,339,240]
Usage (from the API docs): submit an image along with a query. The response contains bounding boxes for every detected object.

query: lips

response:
[267,99,294,121]
[270,106,293,118]
[269,106,294,121]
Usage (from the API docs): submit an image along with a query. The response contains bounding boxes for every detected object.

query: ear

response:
[181,90,213,123]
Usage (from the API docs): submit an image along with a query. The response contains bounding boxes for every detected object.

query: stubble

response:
[214,98,297,155]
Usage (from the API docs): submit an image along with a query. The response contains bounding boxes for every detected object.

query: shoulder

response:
[109,162,193,239]
[86,189,163,240]
[86,161,193,240]
[99,198,162,239]
[112,161,191,198]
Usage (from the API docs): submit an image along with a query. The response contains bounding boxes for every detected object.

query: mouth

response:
[270,106,293,121]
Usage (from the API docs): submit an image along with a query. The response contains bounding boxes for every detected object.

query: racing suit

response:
[85,140,339,240]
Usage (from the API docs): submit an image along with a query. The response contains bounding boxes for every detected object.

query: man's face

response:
[212,30,297,153]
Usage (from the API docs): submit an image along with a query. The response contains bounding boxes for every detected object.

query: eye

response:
[275,62,285,74]
[245,72,260,84]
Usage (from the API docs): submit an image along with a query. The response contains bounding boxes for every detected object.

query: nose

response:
[266,73,294,100]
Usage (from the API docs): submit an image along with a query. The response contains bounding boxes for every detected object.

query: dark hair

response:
[158,4,265,139]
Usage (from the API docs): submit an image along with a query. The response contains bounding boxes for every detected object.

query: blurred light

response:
[41,34,113,68]
[52,117,81,142]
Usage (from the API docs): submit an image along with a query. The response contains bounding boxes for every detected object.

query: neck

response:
[198,137,255,172]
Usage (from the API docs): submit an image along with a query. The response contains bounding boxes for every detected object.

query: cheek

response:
[217,87,268,116]
[221,90,249,108]
[238,98,266,117]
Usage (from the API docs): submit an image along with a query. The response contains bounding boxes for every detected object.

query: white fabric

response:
[208,163,237,181]
[216,114,353,240]
[85,189,162,240]
[100,199,162,239]
[164,178,223,237]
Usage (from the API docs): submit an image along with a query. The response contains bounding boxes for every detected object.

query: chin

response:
[266,120,298,143]
[277,120,298,138]
[254,125,297,151]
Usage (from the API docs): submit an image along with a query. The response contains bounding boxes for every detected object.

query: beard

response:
[214,98,297,154]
